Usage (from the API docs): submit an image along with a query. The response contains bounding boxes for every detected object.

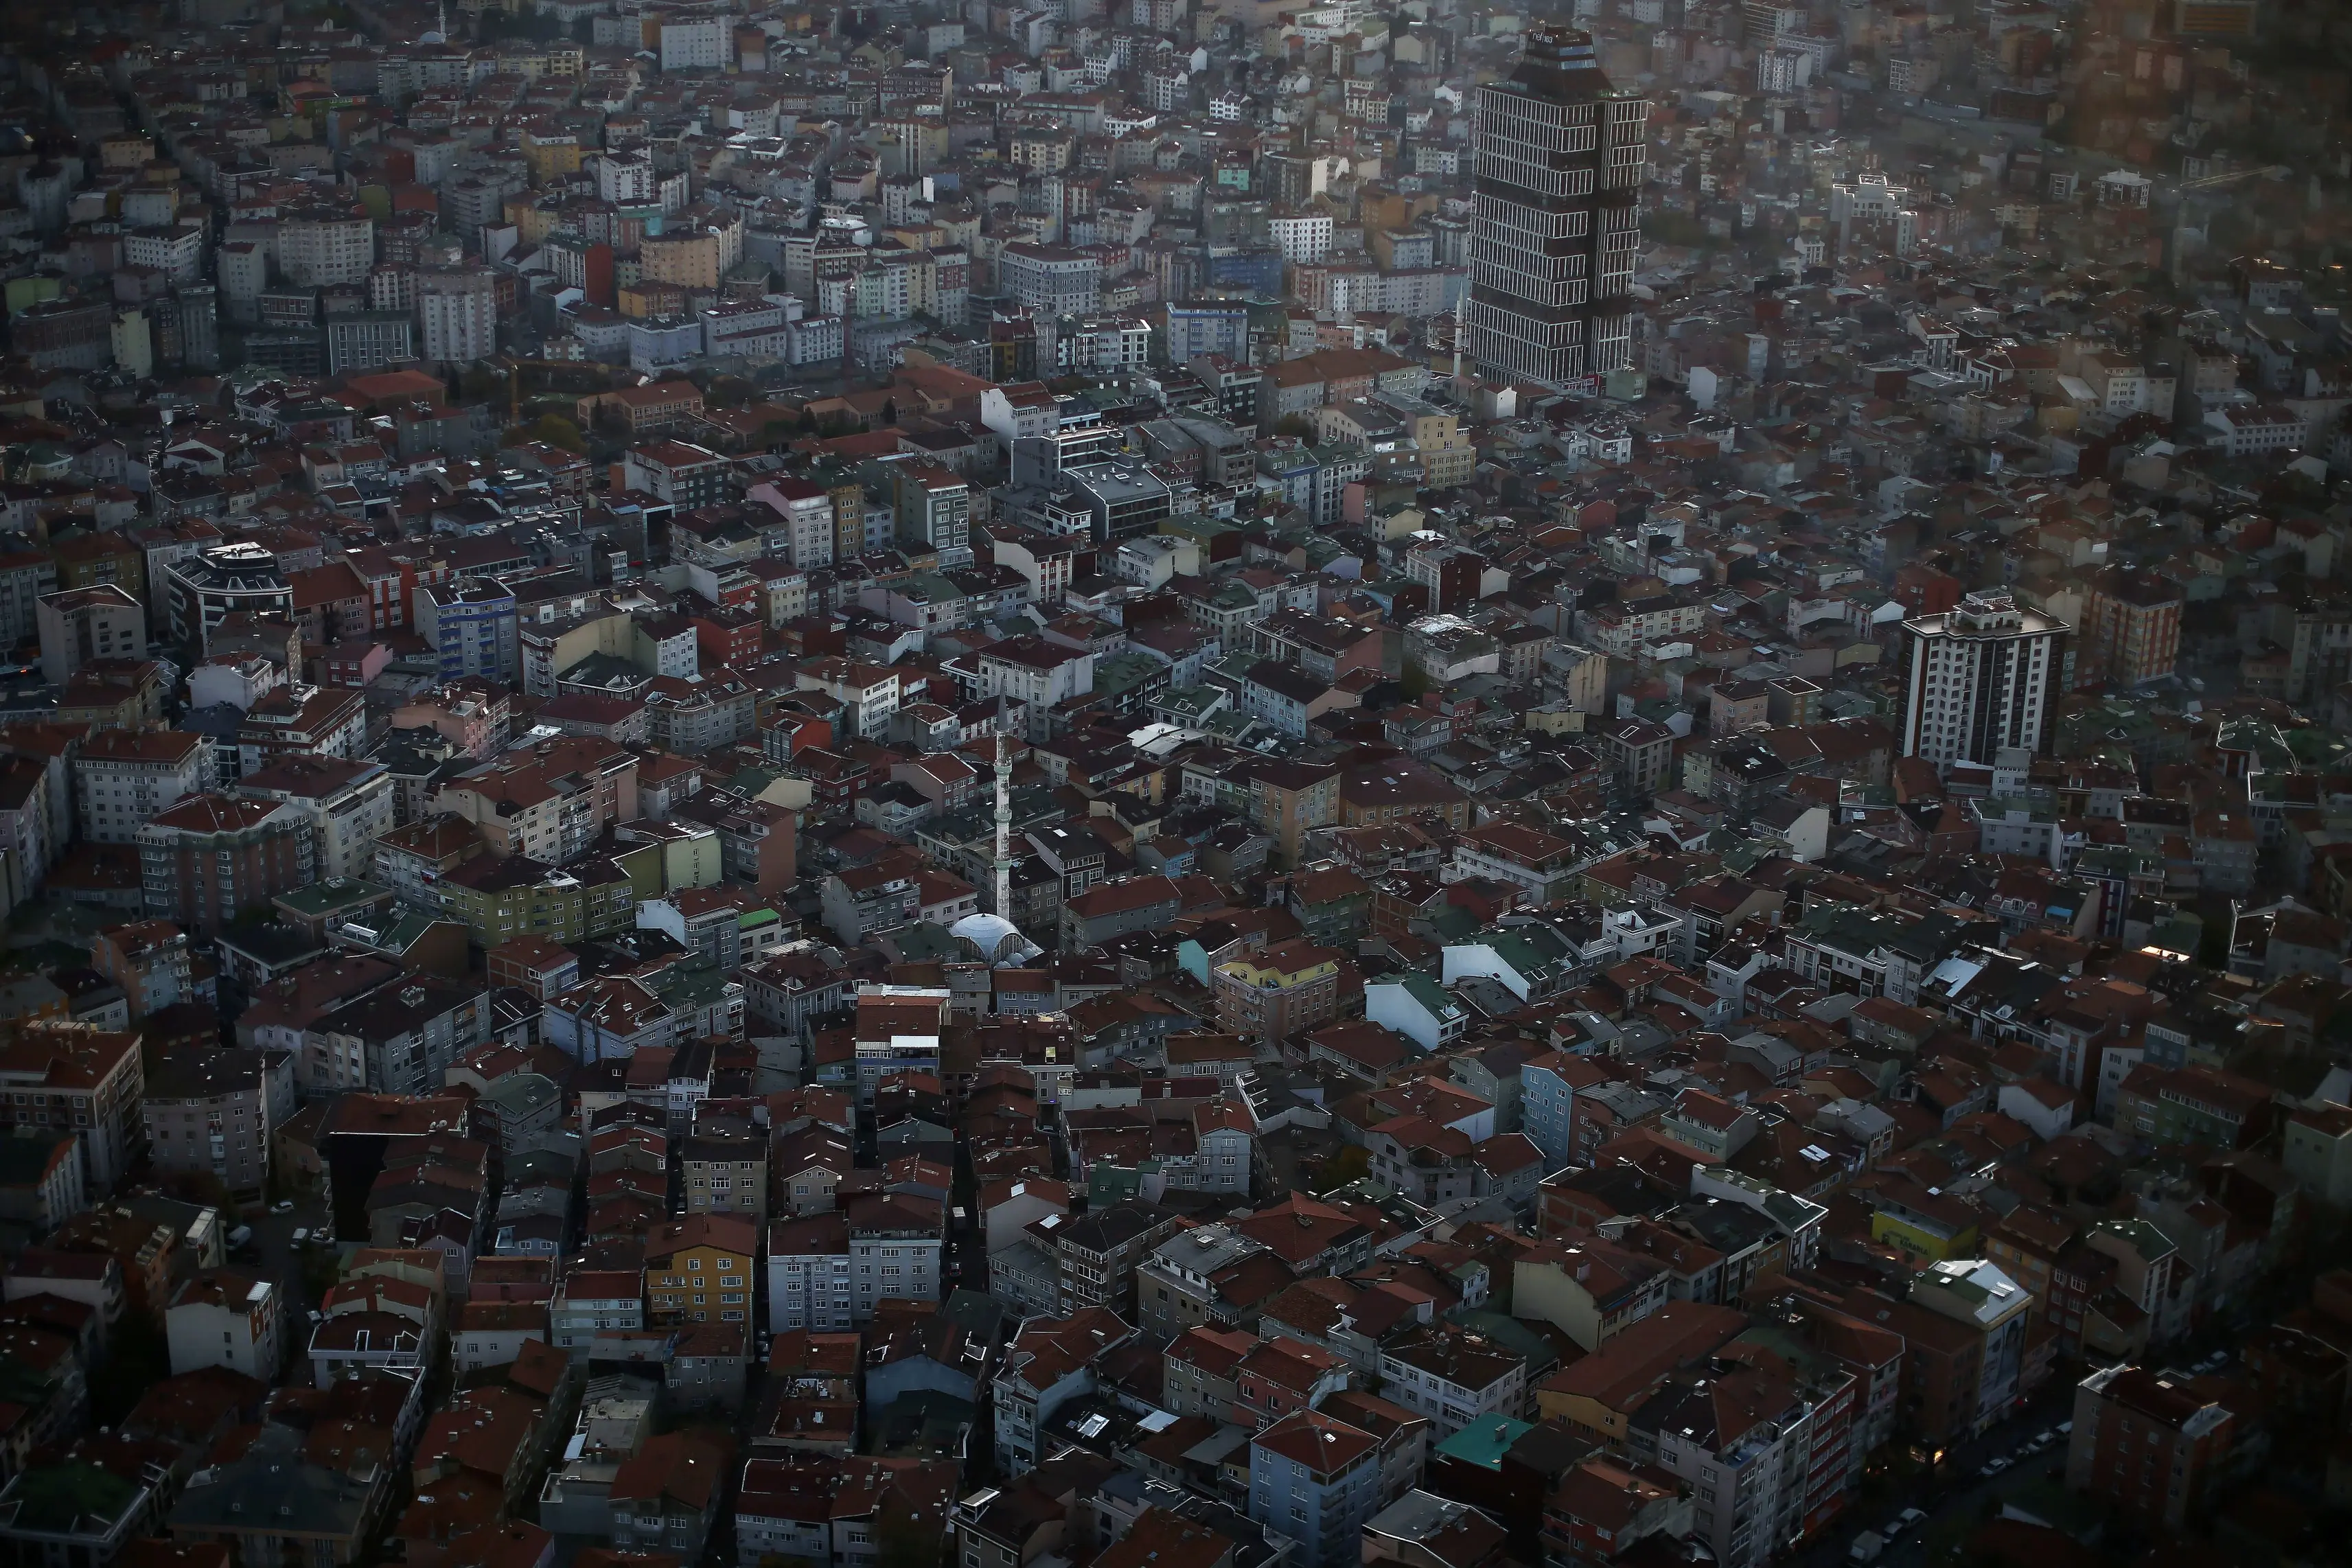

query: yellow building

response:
[641,228,722,290]
[521,130,583,187]
[1869,1186,1981,1263]
[644,1215,759,1325]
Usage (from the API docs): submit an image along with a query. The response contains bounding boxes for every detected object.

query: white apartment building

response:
[1056,315,1153,375]
[126,226,205,284]
[978,640,1093,707]
[417,267,500,365]
[166,1271,284,1381]
[659,16,730,71]
[998,243,1100,316]
[1898,590,2065,775]
[278,209,376,288]
[1270,213,1335,264]
[232,756,395,883]
[597,151,656,205]
[746,479,837,569]
[1377,1326,1527,1438]
[74,729,214,844]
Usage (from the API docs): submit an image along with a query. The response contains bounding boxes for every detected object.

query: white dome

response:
[950,912,1028,963]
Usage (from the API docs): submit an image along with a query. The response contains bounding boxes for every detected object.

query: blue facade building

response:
[1248,1409,1383,1568]
[417,575,518,684]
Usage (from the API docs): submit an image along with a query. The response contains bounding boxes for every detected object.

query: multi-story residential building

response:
[846,1192,945,1320]
[1521,1051,1611,1173]
[1542,1458,1694,1568]
[278,205,374,286]
[2066,1363,2235,1530]
[551,1269,643,1356]
[746,477,838,568]
[36,584,145,687]
[623,441,733,509]
[892,463,972,560]
[992,1307,1134,1473]
[643,1215,758,1328]
[416,266,500,364]
[165,1269,284,1379]
[1249,1410,1385,1568]
[159,542,293,648]
[90,919,192,1021]
[137,795,314,938]
[1213,939,1344,1044]
[1377,1324,1528,1438]
[1906,1258,2033,1436]
[304,977,494,1099]
[766,1212,855,1333]
[415,578,520,685]
[75,729,212,844]
[2077,567,2182,690]
[1628,1354,1856,1568]
[142,1048,278,1199]
[1135,1225,1270,1339]
[1898,590,2066,775]
[0,1020,144,1192]
[435,737,639,864]
[2112,1063,2273,1149]
[437,855,638,952]
[1052,1199,1182,1317]
[998,243,1101,316]
[680,1123,765,1223]
[232,755,394,884]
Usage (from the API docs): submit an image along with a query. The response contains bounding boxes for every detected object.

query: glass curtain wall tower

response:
[1467,27,1650,387]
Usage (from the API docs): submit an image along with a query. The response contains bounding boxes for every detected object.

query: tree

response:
[523,413,586,452]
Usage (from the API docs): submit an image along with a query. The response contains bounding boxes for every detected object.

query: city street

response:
[229,1192,341,1377]
[1788,1385,2080,1568]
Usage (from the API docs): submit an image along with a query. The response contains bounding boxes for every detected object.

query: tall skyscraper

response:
[1467,26,1650,389]
[1899,590,2068,774]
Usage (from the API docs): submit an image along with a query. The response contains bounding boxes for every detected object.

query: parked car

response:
[1848,1532,1886,1565]
[291,1227,310,1245]
[1979,1457,2010,1479]
[272,1200,295,1214]
[226,1225,253,1249]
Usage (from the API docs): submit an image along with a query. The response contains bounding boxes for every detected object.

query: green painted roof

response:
[1433,1414,1533,1471]
[1398,973,1465,1022]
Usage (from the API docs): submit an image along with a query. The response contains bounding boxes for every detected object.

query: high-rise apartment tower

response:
[1466,27,1650,388]
[1898,590,2068,774]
